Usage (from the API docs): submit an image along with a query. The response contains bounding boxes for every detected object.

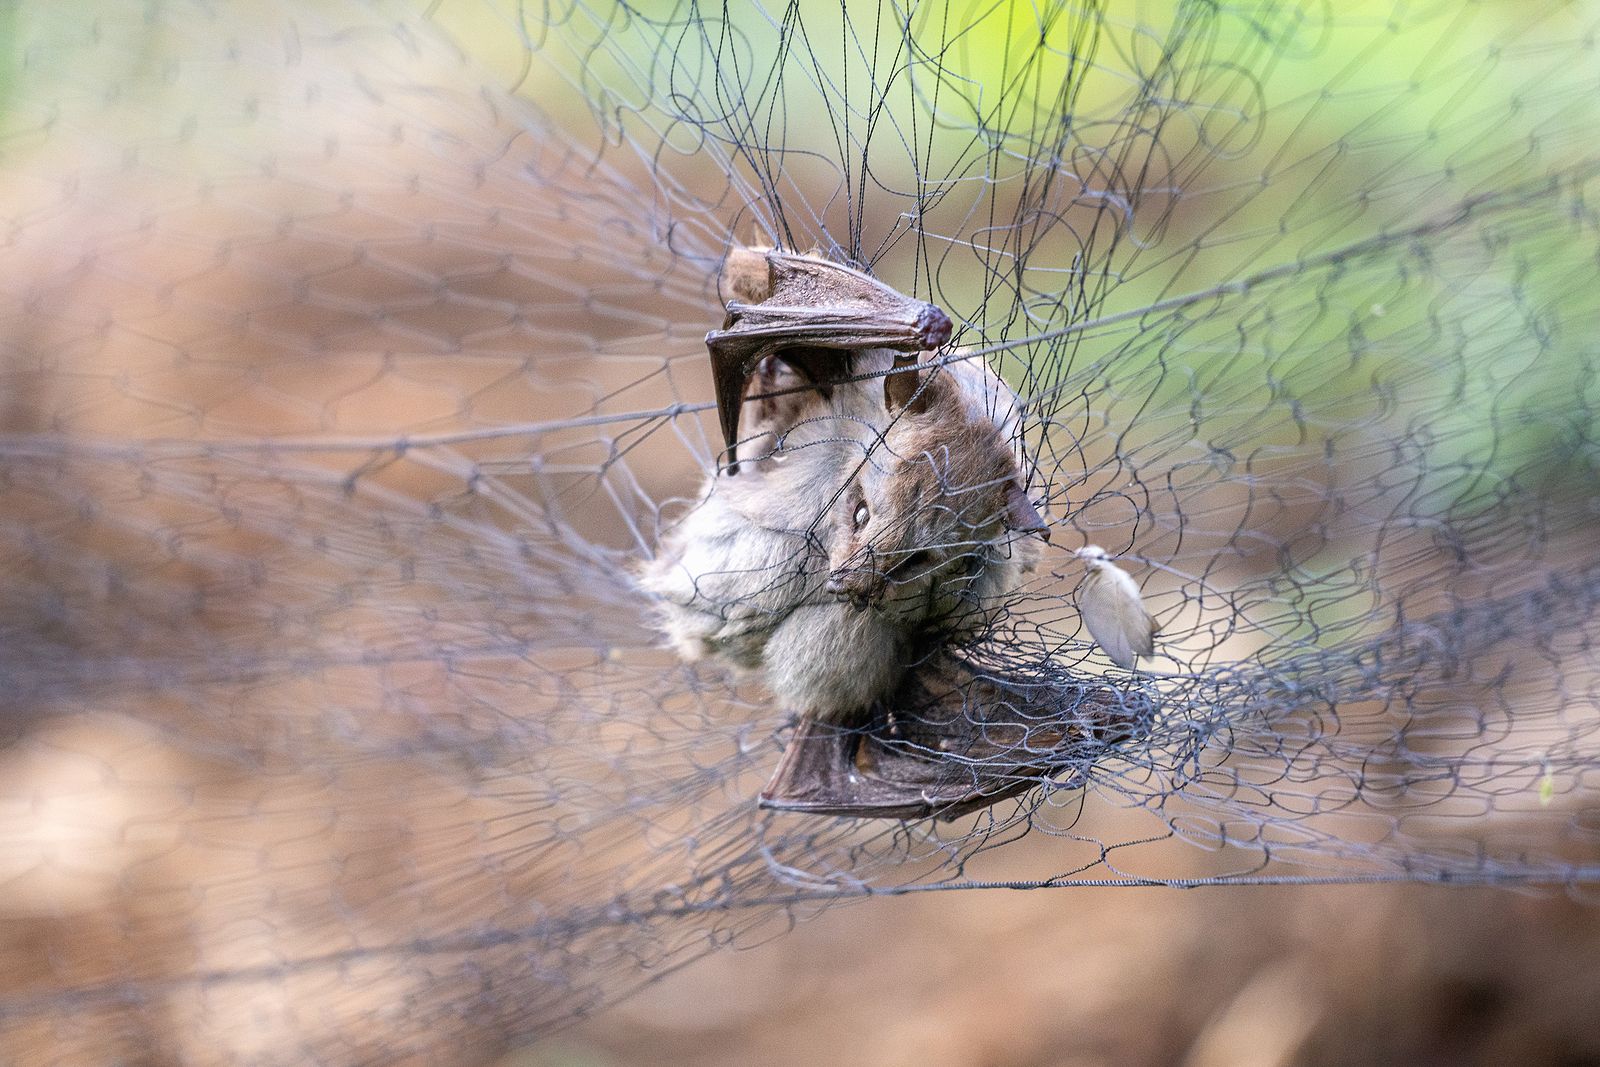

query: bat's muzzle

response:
[824,566,886,609]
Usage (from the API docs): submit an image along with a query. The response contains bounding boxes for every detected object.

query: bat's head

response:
[823,355,1048,630]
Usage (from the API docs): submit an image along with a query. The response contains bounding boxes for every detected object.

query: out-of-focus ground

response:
[538,877,1600,1067]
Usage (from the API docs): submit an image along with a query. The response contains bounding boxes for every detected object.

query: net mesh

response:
[1,0,1598,1062]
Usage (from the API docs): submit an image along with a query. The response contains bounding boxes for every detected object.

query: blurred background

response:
[0,2,1598,1064]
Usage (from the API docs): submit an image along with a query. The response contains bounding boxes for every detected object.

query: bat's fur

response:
[824,355,1044,626]
[641,342,1045,719]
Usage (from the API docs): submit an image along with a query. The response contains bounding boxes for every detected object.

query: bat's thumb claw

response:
[917,304,952,349]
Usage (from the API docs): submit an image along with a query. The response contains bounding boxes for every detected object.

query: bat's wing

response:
[759,652,1149,821]
[706,320,778,459]
[706,249,953,459]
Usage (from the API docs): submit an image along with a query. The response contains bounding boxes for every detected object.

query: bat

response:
[641,343,1048,719]
[646,246,1106,819]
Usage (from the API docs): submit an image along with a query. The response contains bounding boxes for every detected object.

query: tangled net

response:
[1,1,1598,1062]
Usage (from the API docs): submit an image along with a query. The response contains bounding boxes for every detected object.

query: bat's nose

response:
[824,568,885,607]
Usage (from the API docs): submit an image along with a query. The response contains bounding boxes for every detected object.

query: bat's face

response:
[823,365,1046,628]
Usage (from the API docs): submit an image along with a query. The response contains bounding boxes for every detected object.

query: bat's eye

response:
[852,502,869,529]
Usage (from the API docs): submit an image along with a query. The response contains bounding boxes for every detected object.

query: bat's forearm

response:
[706,248,953,455]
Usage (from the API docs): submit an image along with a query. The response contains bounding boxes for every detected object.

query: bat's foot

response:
[757,718,952,820]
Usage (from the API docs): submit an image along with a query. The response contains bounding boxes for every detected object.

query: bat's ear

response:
[883,353,931,415]
[718,246,774,305]
[1004,481,1050,540]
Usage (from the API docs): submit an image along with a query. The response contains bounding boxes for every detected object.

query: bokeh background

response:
[1,2,1598,1065]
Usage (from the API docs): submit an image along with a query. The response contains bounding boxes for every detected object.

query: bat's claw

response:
[916,303,952,349]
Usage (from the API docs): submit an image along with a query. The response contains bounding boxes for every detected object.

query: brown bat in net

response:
[646,246,1133,817]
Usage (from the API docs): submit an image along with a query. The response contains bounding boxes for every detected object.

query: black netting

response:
[0,1,1597,1063]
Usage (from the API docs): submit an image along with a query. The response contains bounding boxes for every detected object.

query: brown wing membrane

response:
[706,249,953,460]
[759,653,1148,820]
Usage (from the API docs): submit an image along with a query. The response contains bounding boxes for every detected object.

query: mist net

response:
[1,0,1598,1062]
